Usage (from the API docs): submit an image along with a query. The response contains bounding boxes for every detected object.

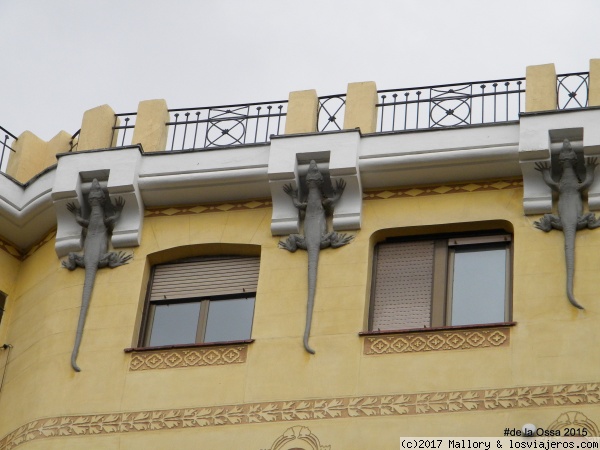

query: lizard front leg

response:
[283,184,307,211]
[66,202,89,228]
[105,197,125,228]
[323,179,346,210]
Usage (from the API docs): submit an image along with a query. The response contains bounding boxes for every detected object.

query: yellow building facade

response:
[0,61,599,449]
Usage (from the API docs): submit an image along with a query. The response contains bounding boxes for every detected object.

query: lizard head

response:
[305,160,324,186]
[559,139,578,165]
[88,178,106,205]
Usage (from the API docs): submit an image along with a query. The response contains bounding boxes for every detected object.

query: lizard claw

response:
[534,162,550,172]
[66,202,80,215]
[282,183,298,198]
[334,178,346,193]
[113,197,126,211]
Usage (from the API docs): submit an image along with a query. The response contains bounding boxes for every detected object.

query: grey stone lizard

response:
[279,160,353,354]
[534,139,600,309]
[62,179,132,371]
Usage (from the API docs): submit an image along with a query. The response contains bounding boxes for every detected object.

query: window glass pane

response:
[451,246,507,326]
[204,297,255,343]
[148,302,201,346]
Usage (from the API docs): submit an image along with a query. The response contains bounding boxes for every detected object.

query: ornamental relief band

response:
[364,327,510,355]
[1,383,598,449]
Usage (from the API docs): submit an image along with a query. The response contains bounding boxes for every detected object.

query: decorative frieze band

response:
[145,200,272,217]
[0,230,56,261]
[363,179,523,201]
[128,345,248,371]
[363,327,510,355]
[1,382,598,449]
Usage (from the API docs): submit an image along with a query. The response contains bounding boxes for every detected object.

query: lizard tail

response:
[304,248,318,355]
[564,227,584,310]
[71,265,97,372]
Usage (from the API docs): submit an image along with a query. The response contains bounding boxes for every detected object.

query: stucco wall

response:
[0,179,598,449]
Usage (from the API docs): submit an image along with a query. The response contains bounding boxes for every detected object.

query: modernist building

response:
[0,60,599,449]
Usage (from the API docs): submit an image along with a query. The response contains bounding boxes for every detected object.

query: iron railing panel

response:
[0,126,18,174]
[377,77,526,133]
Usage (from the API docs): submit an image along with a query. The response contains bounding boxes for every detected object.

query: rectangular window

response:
[369,233,511,331]
[141,256,259,347]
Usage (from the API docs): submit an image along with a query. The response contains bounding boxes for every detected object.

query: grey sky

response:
[1,0,599,141]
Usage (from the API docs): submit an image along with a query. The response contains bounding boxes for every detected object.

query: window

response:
[369,233,511,331]
[141,256,259,347]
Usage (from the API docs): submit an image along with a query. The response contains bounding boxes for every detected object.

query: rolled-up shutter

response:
[371,241,434,330]
[150,256,260,301]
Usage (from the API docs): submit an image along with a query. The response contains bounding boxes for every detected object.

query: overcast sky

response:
[1,0,599,141]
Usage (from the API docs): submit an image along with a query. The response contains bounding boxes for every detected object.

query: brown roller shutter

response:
[371,241,434,330]
[150,256,260,301]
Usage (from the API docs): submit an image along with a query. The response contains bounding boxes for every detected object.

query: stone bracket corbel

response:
[52,146,144,257]
[519,109,600,214]
[268,130,362,235]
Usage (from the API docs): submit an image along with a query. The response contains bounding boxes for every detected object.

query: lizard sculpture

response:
[534,139,599,309]
[62,179,132,371]
[279,160,353,354]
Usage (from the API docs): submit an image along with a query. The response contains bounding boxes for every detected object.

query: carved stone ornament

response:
[548,411,599,436]
[534,139,600,309]
[62,179,132,372]
[262,426,331,450]
[278,160,353,354]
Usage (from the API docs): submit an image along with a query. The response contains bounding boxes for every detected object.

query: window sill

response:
[359,322,516,336]
[360,322,515,355]
[124,339,254,353]
[125,340,253,371]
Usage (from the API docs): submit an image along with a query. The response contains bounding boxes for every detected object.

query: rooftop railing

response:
[104,72,593,153]
[0,126,17,173]
[557,72,589,109]
[2,72,594,176]
[376,77,526,133]
[318,94,346,132]
[165,100,287,151]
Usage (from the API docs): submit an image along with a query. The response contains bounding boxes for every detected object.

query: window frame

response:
[138,255,258,349]
[368,231,512,332]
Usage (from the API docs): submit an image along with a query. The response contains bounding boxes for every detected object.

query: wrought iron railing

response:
[112,112,137,147]
[557,72,589,109]
[166,100,287,151]
[377,77,526,133]
[94,72,595,154]
[69,129,80,152]
[318,94,346,132]
[0,126,18,173]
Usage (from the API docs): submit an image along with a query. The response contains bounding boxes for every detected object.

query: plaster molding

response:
[1,382,598,449]
[268,131,363,235]
[359,123,521,189]
[363,326,510,355]
[363,179,522,201]
[1,115,600,251]
[0,170,56,250]
[518,109,600,214]
[128,344,248,371]
[52,147,144,257]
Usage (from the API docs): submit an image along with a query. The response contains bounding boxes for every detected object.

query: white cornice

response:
[2,116,590,254]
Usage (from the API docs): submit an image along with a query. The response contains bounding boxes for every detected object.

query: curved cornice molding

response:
[4,117,588,255]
